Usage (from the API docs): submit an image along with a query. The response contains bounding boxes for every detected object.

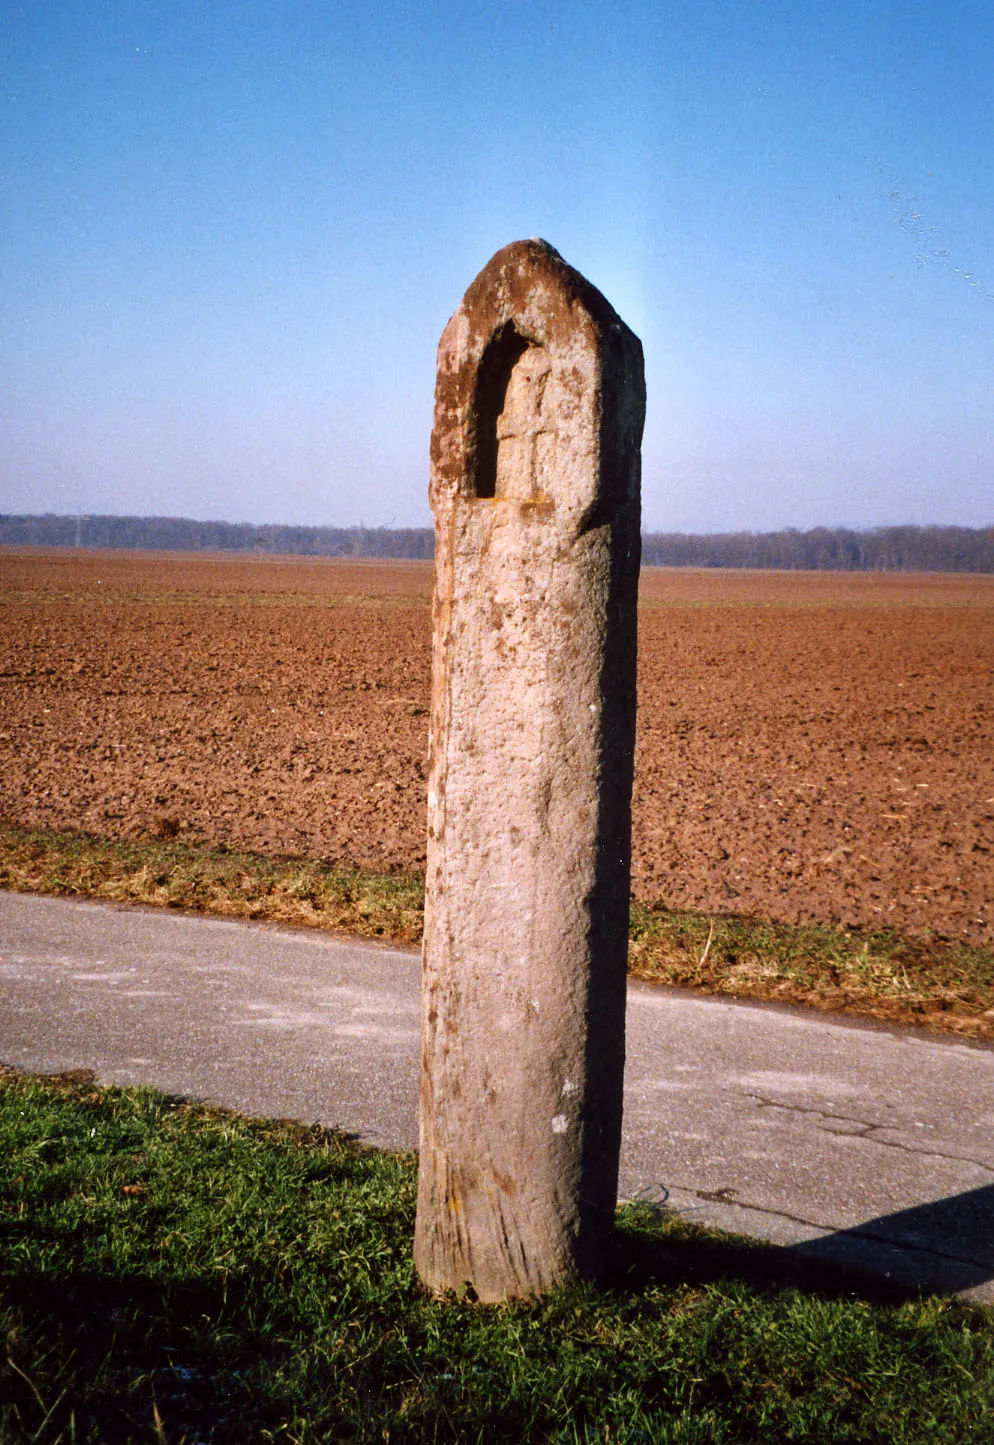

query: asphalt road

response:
[2,889,992,1302]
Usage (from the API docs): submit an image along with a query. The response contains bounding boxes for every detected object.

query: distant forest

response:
[2,514,993,573]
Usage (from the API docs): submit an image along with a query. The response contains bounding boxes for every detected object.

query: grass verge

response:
[2,1065,993,1444]
[2,820,993,1041]
[629,905,994,1040]
[0,821,424,944]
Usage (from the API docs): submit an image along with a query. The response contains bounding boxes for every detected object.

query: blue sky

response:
[2,0,992,532]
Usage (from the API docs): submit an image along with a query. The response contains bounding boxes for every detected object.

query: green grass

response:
[2,1067,992,1444]
[2,820,993,1041]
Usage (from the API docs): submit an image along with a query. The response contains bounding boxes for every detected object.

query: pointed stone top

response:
[448,239,630,352]
[430,240,644,532]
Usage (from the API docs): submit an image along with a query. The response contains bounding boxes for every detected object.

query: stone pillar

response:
[414,240,644,1302]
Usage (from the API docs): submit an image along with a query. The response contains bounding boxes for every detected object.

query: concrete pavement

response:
[2,889,992,1302]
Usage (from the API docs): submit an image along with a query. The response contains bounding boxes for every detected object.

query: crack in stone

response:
[624,1180,826,1232]
[677,1187,832,1232]
[745,1092,889,1135]
[629,1180,828,1235]
[743,1093,994,1174]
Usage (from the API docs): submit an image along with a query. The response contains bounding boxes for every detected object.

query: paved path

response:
[2,890,992,1302]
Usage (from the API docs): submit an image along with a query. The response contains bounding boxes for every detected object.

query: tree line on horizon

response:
[2,513,993,573]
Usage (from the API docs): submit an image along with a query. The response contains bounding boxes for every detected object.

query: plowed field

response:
[1,549,992,943]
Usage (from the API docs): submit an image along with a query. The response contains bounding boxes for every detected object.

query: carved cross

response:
[494,346,557,501]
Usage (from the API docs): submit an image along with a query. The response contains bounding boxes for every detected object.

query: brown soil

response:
[2,548,992,944]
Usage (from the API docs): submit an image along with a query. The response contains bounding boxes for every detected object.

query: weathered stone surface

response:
[414,239,645,1301]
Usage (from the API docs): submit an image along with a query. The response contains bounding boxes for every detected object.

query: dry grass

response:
[3,820,993,1042]
[629,904,994,1039]
[0,821,424,942]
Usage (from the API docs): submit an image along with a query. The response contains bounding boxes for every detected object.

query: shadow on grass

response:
[1,1269,304,1442]
[0,1243,903,1444]
[5,1205,993,1442]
